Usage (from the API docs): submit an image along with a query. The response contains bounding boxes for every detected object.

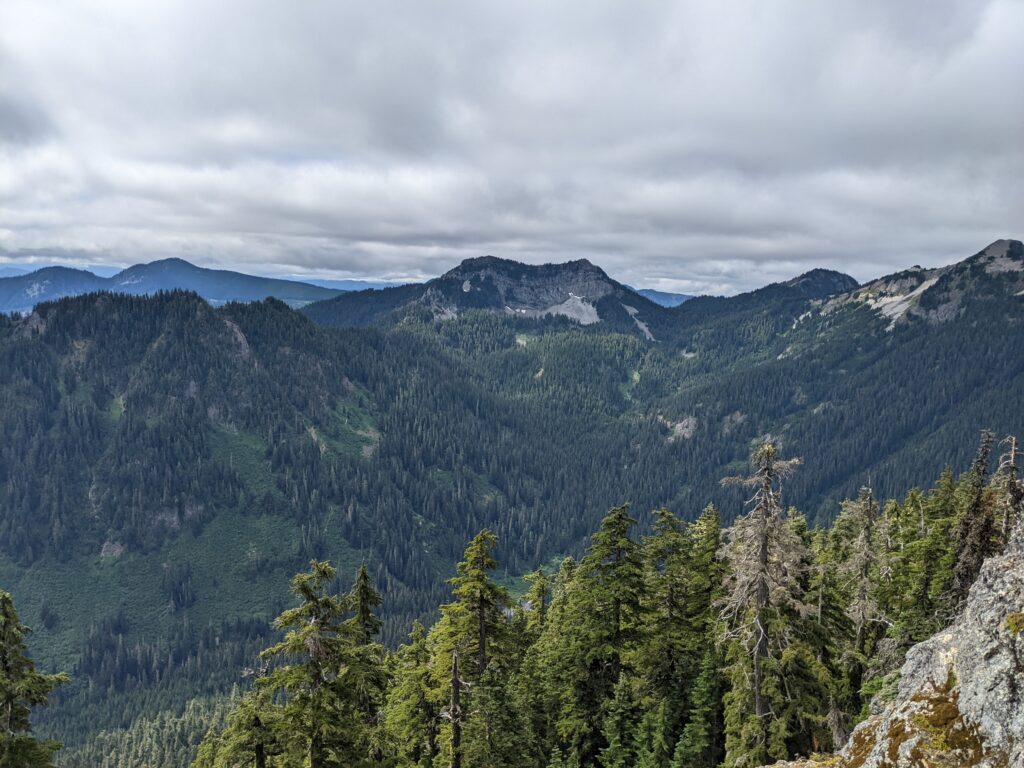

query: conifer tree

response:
[948,430,997,610]
[523,568,552,636]
[0,591,68,768]
[834,487,888,709]
[994,435,1023,547]
[258,560,362,768]
[444,529,511,678]
[348,563,383,646]
[200,687,284,768]
[719,440,807,766]
[672,644,725,768]
[383,621,440,768]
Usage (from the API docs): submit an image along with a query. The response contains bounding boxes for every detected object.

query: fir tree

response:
[523,569,552,635]
[258,560,363,768]
[384,622,440,768]
[0,591,68,768]
[348,563,384,646]
[719,439,807,767]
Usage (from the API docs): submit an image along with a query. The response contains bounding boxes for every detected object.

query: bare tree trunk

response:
[754,499,770,749]
[477,598,487,676]
[451,649,462,768]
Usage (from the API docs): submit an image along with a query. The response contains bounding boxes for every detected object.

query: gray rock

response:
[774,523,1024,767]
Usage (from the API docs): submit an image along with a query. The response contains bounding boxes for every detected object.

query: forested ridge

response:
[15,433,1017,767]
[2,241,1024,765]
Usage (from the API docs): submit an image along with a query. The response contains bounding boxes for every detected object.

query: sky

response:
[1,1,1022,295]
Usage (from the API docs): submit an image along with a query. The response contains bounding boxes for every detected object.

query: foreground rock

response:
[776,528,1024,768]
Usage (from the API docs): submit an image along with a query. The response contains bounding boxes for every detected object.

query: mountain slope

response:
[0,258,345,313]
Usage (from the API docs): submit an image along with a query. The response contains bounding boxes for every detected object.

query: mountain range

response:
[0,256,691,314]
[1,238,1022,765]
[0,258,348,313]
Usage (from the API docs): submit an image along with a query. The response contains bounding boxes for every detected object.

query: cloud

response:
[1,0,1022,293]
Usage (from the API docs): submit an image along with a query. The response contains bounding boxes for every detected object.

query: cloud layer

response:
[1,1,1022,293]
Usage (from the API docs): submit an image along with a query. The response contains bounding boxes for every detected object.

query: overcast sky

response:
[1,1,1022,294]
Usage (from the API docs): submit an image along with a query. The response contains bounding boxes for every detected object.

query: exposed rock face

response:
[774,526,1024,768]
[825,239,1024,331]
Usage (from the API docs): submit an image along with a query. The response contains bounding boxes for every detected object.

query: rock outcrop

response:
[776,527,1024,767]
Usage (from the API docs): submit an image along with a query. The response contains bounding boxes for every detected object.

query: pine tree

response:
[0,590,68,768]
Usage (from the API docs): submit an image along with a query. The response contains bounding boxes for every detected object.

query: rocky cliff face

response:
[777,526,1024,768]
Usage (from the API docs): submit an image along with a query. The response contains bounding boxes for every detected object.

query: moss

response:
[907,687,1008,768]
[1006,611,1024,637]
[844,682,1009,768]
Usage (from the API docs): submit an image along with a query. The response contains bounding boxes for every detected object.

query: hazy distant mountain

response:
[0,257,345,313]
[292,277,410,291]
[0,266,110,312]
[635,288,693,306]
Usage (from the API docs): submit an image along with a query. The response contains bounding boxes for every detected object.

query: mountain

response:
[0,266,110,312]
[0,258,345,313]
[303,255,672,339]
[2,239,1022,765]
[635,287,693,306]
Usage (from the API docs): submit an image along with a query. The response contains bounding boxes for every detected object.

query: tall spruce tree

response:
[0,591,68,768]
[719,440,808,767]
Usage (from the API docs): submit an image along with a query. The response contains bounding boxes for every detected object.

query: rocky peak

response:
[430,256,623,324]
[964,238,1024,275]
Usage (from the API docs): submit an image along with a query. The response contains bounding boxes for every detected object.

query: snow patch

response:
[462,279,472,292]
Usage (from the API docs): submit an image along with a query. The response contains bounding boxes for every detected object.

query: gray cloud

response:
[1,0,1022,294]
